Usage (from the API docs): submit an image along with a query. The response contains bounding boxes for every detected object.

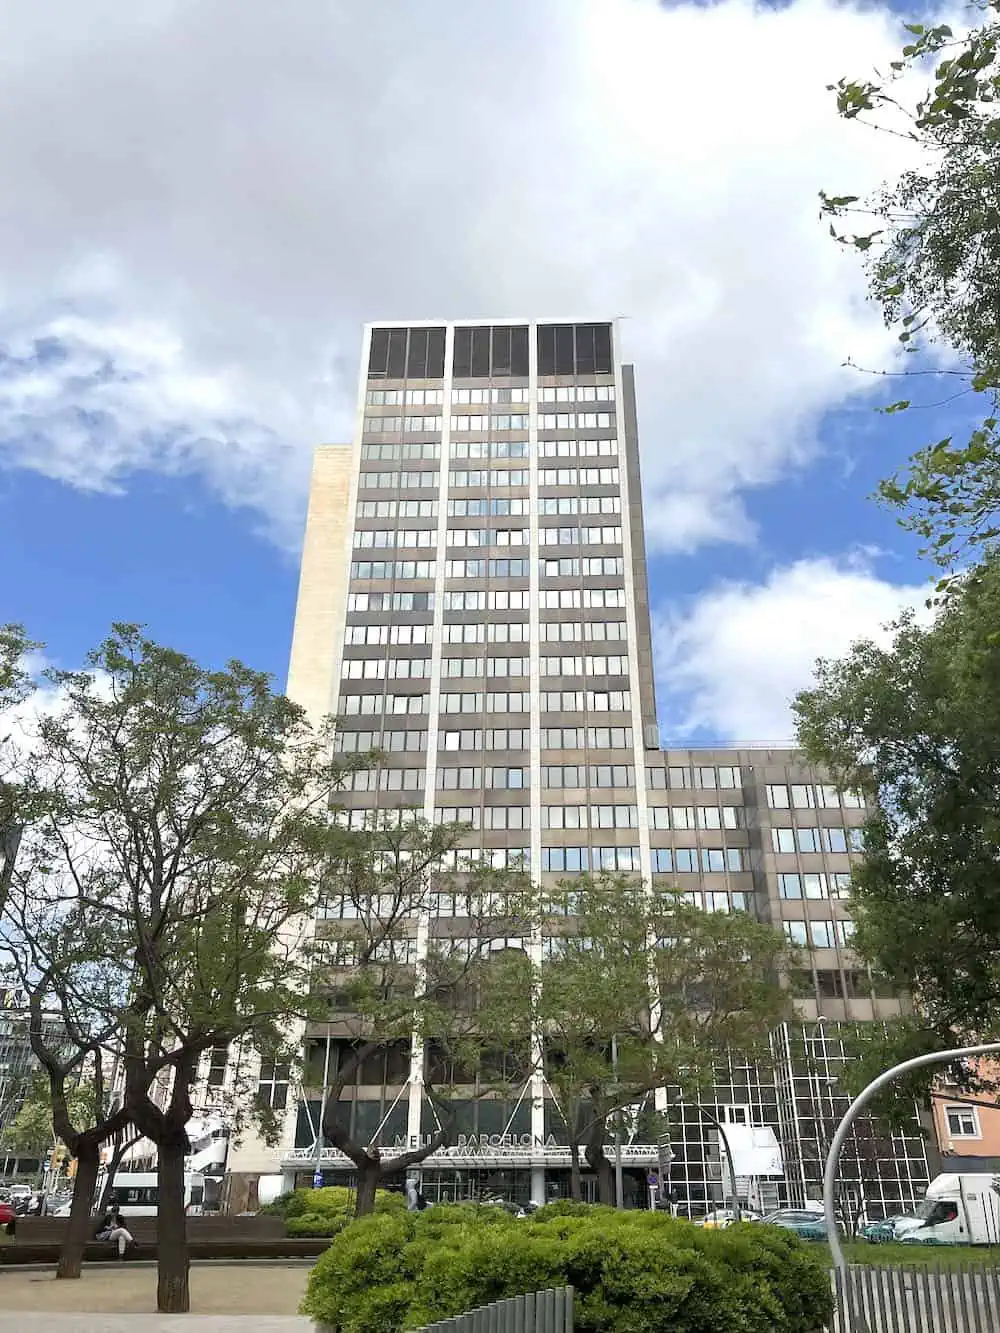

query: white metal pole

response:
[824,1040,1000,1270]
[612,1036,624,1209]
[313,1030,333,1185]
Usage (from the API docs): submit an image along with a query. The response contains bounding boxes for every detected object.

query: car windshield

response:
[915,1199,958,1225]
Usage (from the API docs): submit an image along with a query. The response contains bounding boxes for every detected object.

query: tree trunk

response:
[156,1136,190,1314]
[56,1141,99,1280]
[354,1160,380,1217]
[98,1136,135,1214]
[584,1123,614,1205]
[568,1141,583,1202]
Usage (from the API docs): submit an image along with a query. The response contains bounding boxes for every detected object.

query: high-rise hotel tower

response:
[227,321,932,1217]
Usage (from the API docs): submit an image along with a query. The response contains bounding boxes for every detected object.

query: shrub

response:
[265,1185,405,1235]
[301,1204,833,1333]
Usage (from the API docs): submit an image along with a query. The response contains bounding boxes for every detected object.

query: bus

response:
[91,1169,206,1218]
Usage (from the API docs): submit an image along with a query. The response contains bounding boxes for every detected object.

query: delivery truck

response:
[893,1174,1000,1245]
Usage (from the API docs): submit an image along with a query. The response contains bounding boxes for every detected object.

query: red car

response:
[0,1200,15,1230]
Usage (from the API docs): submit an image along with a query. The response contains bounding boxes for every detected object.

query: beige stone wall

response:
[286,444,353,725]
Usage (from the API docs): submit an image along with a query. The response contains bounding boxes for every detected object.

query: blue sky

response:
[0,0,960,745]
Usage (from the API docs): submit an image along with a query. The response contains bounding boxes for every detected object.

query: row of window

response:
[766,784,864,809]
[784,920,856,949]
[438,767,527,790]
[540,526,622,546]
[347,591,434,612]
[539,413,615,431]
[778,871,852,899]
[344,768,424,791]
[451,414,531,432]
[370,386,617,407]
[366,388,446,406]
[540,726,633,748]
[446,528,528,547]
[540,439,619,458]
[542,846,641,872]
[362,442,441,461]
[344,619,625,645]
[356,500,438,519]
[451,441,530,460]
[343,658,433,680]
[771,826,865,854]
[539,386,615,403]
[337,729,427,753]
[363,415,445,433]
[444,558,529,578]
[542,763,633,787]
[434,806,529,829]
[647,765,742,790]
[360,470,440,490]
[650,848,746,874]
[539,467,620,487]
[350,560,436,580]
[539,497,622,515]
[448,494,528,512]
[355,528,437,549]
[650,806,744,830]
[344,655,631,681]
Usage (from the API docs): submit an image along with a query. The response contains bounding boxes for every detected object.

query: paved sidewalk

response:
[0,1319,311,1332]
[0,1264,313,1328]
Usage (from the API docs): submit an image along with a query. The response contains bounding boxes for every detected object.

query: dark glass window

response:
[511,326,529,376]
[453,326,472,379]
[554,324,575,375]
[470,326,491,377]
[406,327,446,378]
[426,327,446,378]
[492,326,512,375]
[386,328,407,379]
[369,328,390,377]
[537,323,614,376]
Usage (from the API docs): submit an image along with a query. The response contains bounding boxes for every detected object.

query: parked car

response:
[700,1208,762,1229]
[761,1209,828,1241]
[858,1214,911,1244]
[0,1198,16,1231]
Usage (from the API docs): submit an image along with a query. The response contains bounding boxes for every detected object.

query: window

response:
[486,691,530,712]
[442,591,485,611]
[438,767,482,790]
[778,874,802,899]
[701,848,726,873]
[486,766,525,789]
[490,589,531,610]
[583,588,627,609]
[766,784,790,809]
[542,846,590,872]
[803,873,828,899]
[595,846,640,872]
[831,872,852,898]
[484,807,529,829]
[797,827,820,853]
[587,690,630,712]
[257,1058,291,1111]
[771,828,795,854]
[543,765,585,787]
[810,920,836,949]
[590,764,634,787]
[540,727,584,749]
[823,828,848,854]
[848,827,865,852]
[590,805,638,828]
[671,807,696,829]
[784,921,808,946]
[651,849,673,872]
[791,784,816,809]
[697,806,721,830]
[726,848,744,871]
[541,690,584,711]
[544,805,588,829]
[945,1106,980,1138]
[440,691,483,714]
[587,726,632,747]
[841,789,865,809]
[541,656,584,677]
[584,620,627,641]
[484,729,528,750]
[443,623,485,644]
[207,1044,228,1088]
[674,849,697,872]
[669,767,691,789]
[541,622,583,642]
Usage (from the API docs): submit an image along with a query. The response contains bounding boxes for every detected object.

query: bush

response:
[301,1204,833,1333]
[264,1185,405,1236]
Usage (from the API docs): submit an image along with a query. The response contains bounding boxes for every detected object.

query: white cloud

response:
[654,554,931,742]
[0,0,926,549]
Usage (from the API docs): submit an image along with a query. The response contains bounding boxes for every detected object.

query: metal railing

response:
[830,1265,1000,1332]
[415,1286,574,1332]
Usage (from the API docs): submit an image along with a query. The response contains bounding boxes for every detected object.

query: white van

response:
[895,1174,1000,1245]
[57,1170,206,1218]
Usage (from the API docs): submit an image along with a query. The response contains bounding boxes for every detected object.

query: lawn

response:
[831,1241,1000,1268]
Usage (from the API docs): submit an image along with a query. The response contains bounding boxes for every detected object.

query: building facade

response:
[227,320,930,1217]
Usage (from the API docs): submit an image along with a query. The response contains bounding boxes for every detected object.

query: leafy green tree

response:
[494,875,793,1203]
[313,816,536,1215]
[822,4,1000,573]
[794,553,1000,1095]
[2,1074,94,1160]
[9,625,359,1313]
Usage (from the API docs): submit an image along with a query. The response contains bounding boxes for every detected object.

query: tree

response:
[314,815,536,1215]
[2,1074,94,1161]
[11,624,357,1312]
[507,875,794,1204]
[0,625,38,914]
[821,3,1000,573]
[793,553,1000,1097]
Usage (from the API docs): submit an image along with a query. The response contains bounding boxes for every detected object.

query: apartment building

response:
[227,320,930,1217]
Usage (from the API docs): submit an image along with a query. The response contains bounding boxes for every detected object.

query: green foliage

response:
[301,1205,833,1333]
[277,1185,405,1236]
[822,3,1000,566]
[794,553,1000,1098]
[1,1075,94,1157]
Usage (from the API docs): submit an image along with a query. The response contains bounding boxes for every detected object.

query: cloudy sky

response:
[0,0,954,742]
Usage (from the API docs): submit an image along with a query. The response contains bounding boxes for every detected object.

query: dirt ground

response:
[0,1262,311,1315]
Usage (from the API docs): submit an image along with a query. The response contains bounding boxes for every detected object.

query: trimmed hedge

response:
[265,1185,405,1237]
[301,1202,833,1332]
